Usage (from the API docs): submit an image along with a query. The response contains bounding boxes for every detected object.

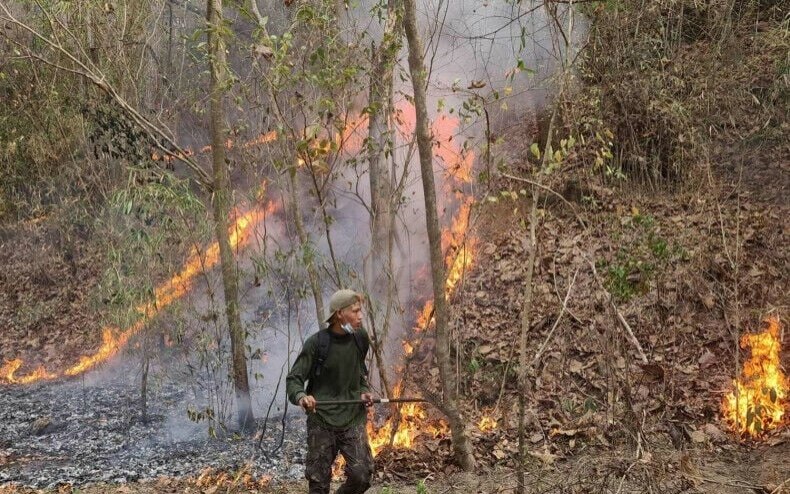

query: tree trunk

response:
[402,0,475,471]
[367,0,402,402]
[207,0,255,431]
[288,166,325,325]
[141,350,150,425]
[368,0,401,284]
[517,189,539,494]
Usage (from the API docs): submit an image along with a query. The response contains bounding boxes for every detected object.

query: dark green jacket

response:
[286,327,370,429]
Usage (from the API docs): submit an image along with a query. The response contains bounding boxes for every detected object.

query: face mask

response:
[341,322,354,334]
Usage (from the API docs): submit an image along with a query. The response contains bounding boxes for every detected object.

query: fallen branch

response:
[532,268,579,366]
[588,258,649,364]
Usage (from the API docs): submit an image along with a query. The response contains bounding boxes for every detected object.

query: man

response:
[286,289,375,494]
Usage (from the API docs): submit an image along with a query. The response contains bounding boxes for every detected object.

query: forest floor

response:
[1,138,787,493]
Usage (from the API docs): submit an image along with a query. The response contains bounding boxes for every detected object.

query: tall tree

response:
[401,0,475,470]
[207,0,255,430]
[366,0,403,403]
[368,0,401,280]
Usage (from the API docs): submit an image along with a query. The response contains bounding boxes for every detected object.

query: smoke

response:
[240,0,582,416]
[28,0,583,433]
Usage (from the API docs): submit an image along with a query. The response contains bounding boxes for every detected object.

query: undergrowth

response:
[561,0,789,188]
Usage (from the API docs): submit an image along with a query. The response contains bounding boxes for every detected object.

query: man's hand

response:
[361,393,374,407]
[299,395,317,413]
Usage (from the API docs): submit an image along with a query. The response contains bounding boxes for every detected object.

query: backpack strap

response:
[311,329,332,379]
[352,330,370,377]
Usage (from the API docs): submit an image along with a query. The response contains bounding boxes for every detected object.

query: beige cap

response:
[325,289,362,322]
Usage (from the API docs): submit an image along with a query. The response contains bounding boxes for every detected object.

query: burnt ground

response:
[0,362,308,489]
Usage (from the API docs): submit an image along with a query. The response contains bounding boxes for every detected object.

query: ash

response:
[0,366,308,489]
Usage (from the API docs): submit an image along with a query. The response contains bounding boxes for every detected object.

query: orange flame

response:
[152,131,277,163]
[337,102,476,476]
[1,359,57,384]
[722,317,788,437]
[1,203,274,384]
[477,414,497,432]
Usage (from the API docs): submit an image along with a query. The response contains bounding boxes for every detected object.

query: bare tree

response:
[207,0,255,430]
[366,0,403,406]
[402,0,475,470]
[367,0,402,283]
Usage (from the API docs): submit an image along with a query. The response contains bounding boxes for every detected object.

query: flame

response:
[1,359,57,384]
[443,198,476,295]
[477,414,497,432]
[338,102,476,475]
[65,325,138,377]
[1,203,275,384]
[194,466,271,490]
[722,317,788,437]
[152,131,277,162]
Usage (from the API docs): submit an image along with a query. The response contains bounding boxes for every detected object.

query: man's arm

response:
[286,337,315,406]
[358,328,372,405]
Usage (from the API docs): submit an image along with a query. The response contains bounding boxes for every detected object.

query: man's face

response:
[338,302,363,329]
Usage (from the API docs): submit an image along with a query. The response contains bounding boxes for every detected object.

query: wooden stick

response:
[315,398,428,406]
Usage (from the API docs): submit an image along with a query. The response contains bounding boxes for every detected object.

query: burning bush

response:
[722,317,788,437]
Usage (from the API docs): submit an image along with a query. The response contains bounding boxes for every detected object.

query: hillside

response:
[1,0,788,493]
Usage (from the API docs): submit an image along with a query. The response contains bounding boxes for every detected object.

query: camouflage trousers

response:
[305,420,374,494]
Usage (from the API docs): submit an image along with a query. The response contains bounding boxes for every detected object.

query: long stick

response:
[315,398,427,406]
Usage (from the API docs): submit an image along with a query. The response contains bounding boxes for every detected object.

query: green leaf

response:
[530,142,541,159]
[553,149,563,163]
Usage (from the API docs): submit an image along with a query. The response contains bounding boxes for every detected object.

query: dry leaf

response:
[253,44,273,59]
[689,429,707,443]
[702,423,727,442]
[529,450,558,465]
[698,349,717,368]
[551,428,582,438]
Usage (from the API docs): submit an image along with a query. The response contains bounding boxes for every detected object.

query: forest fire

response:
[151,130,277,162]
[0,203,274,385]
[722,317,788,437]
[477,415,497,433]
[4,97,478,482]
[363,109,475,462]
[331,104,477,477]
